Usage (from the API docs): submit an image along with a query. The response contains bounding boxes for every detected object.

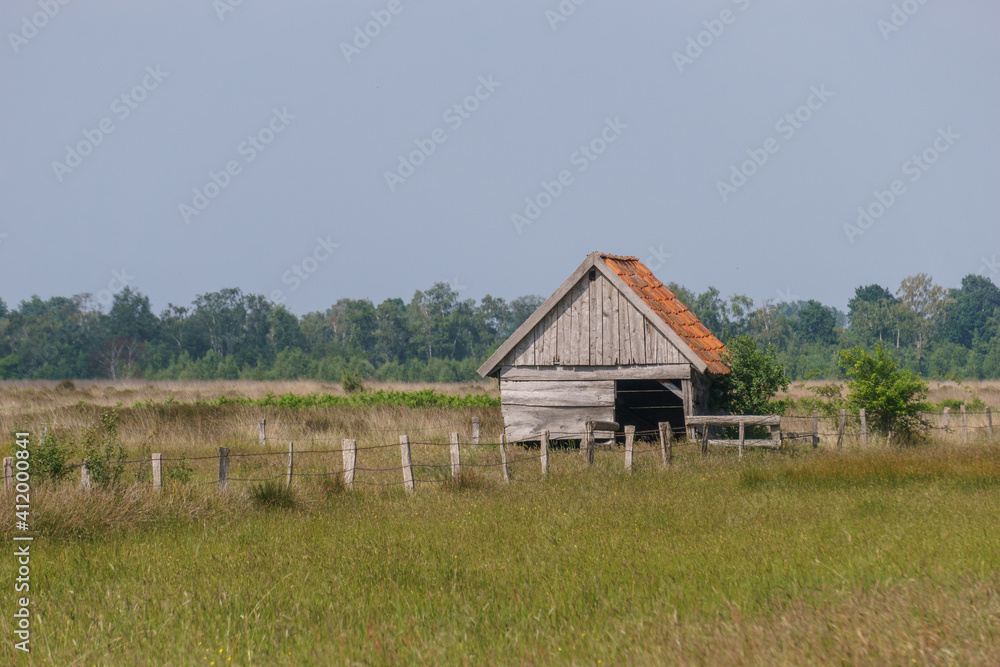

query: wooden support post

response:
[472,417,480,446]
[286,442,294,489]
[583,422,594,466]
[961,404,968,443]
[624,425,635,472]
[738,421,745,460]
[701,424,709,457]
[541,430,549,477]
[812,411,819,449]
[770,424,781,448]
[81,459,91,491]
[500,435,510,484]
[837,409,846,451]
[3,457,12,492]
[860,409,868,446]
[400,435,414,494]
[342,439,356,490]
[152,453,162,493]
[450,432,461,479]
[658,422,672,467]
[988,407,994,440]
[942,407,950,432]
[218,447,230,492]
[258,419,266,447]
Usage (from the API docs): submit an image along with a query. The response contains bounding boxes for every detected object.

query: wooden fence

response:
[4,407,996,494]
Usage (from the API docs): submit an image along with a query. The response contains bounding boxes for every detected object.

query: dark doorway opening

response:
[614,379,686,437]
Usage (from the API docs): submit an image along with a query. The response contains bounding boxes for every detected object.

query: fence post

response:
[500,434,510,484]
[400,435,414,494]
[342,439,356,490]
[942,407,950,432]
[218,447,230,492]
[152,453,162,494]
[701,424,710,457]
[3,457,12,492]
[988,407,994,440]
[837,409,846,451]
[450,432,461,479]
[812,411,819,449]
[258,419,266,447]
[583,422,594,466]
[541,430,549,477]
[286,442,294,489]
[472,417,480,446]
[961,404,968,443]
[860,409,868,446]
[81,459,91,491]
[738,421,745,459]
[657,422,671,467]
[624,425,635,472]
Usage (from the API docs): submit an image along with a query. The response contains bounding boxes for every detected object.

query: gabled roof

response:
[478,252,730,377]
[600,254,729,375]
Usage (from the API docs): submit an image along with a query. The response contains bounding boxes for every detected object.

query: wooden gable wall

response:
[501,272,686,367]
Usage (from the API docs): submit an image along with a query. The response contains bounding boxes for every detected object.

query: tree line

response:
[0,272,997,382]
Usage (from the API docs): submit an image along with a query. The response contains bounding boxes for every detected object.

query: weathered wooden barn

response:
[478,252,730,442]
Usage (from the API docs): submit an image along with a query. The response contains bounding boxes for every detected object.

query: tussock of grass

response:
[249,479,297,509]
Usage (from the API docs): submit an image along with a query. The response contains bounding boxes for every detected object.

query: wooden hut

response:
[478,252,730,442]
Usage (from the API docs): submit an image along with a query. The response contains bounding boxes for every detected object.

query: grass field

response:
[2,381,999,665]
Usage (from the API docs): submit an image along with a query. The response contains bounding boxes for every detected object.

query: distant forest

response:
[2,272,999,382]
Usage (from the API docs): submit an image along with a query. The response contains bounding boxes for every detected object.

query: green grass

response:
[131,388,500,411]
[3,446,1000,664]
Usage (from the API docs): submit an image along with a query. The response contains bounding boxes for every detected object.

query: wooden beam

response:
[624,425,634,472]
[499,364,691,381]
[687,415,780,426]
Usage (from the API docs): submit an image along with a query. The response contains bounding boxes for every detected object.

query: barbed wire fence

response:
[4,406,996,494]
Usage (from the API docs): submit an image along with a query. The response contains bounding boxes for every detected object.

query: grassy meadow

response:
[1,380,999,665]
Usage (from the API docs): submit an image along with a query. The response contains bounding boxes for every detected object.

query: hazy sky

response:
[2,1,998,315]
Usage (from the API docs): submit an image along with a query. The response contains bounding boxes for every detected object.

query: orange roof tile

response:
[601,253,730,375]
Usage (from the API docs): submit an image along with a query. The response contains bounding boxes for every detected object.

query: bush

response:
[711,336,789,437]
[249,479,296,509]
[342,372,364,395]
[838,344,929,442]
[55,379,75,392]
[164,457,194,484]
[35,428,76,481]
[80,409,127,487]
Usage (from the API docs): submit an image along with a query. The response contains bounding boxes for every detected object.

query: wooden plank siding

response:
[500,274,686,368]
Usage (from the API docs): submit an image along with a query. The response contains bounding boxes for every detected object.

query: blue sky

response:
[2,0,997,315]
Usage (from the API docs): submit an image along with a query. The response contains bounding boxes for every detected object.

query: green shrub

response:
[342,372,364,395]
[163,457,194,484]
[34,428,76,481]
[80,409,127,487]
[838,344,929,442]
